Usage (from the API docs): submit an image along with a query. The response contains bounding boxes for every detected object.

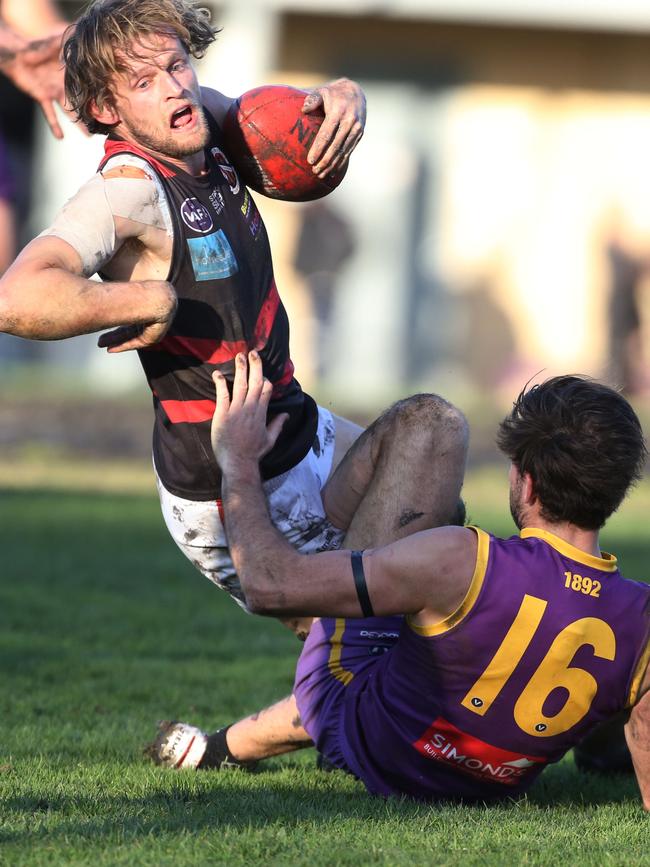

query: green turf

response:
[1,477,649,866]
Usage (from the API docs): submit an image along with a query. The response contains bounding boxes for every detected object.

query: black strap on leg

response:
[351,550,374,618]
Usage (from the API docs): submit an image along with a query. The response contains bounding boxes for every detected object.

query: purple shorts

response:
[0,133,14,203]
[293,615,403,772]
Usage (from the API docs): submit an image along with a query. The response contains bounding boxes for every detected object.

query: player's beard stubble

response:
[124,104,210,161]
[509,474,525,530]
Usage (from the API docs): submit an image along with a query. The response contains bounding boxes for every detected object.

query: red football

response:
[222,85,348,202]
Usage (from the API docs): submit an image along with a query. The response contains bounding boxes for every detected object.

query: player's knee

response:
[383,393,468,451]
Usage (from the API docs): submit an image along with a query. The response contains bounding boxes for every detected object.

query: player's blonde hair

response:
[63,0,219,135]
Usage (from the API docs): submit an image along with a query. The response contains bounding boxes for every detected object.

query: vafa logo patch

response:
[180,197,214,234]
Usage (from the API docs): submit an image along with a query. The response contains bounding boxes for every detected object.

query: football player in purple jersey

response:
[150,354,650,809]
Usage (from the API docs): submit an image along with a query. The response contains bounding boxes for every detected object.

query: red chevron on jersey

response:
[150,279,281,363]
[158,398,216,424]
[154,334,249,363]
[156,356,295,424]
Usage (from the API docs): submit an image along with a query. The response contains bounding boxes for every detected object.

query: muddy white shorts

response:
[156,406,345,610]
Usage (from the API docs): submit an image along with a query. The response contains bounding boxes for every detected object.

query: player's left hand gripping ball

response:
[303,77,366,178]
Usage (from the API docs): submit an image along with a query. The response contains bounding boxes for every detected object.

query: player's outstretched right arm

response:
[0,235,177,349]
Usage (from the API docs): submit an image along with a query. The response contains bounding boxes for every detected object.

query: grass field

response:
[1,462,649,866]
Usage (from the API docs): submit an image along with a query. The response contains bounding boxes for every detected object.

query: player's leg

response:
[148,695,311,769]
[326,393,469,547]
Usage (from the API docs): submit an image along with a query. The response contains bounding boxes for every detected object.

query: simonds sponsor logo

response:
[413,717,546,785]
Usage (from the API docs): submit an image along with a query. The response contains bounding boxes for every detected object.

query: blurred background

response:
[3,0,650,476]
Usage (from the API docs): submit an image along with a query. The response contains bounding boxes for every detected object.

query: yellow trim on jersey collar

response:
[520,527,617,572]
[408,526,490,637]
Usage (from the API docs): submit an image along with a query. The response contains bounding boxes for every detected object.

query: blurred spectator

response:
[0,0,68,357]
[294,202,355,379]
[606,235,648,396]
[0,0,69,141]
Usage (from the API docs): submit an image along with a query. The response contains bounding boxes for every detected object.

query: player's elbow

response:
[242,570,303,618]
[238,552,308,617]
[244,585,289,617]
[245,596,275,617]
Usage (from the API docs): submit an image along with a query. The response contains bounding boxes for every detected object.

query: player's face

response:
[107,34,209,166]
[508,463,525,530]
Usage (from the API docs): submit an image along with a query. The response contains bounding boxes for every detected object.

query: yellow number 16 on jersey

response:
[461,594,616,737]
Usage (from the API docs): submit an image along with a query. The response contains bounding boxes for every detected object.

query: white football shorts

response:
[155,406,345,610]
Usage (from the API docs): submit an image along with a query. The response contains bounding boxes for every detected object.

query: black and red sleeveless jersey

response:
[99,112,318,500]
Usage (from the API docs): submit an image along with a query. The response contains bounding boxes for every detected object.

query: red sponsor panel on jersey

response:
[413,717,546,786]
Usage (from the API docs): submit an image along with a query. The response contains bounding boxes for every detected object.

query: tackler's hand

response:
[211,351,289,474]
[303,78,366,178]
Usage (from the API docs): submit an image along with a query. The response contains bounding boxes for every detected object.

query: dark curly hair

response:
[497,375,647,530]
[63,0,219,135]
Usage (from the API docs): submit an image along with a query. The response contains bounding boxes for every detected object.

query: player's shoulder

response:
[102,164,151,182]
[413,525,480,586]
[101,153,158,184]
[415,524,479,559]
[98,154,171,232]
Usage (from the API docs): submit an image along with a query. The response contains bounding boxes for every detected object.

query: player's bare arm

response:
[201,77,366,177]
[0,235,176,349]
[0,169,177,351]
[626,665,650,810]
[211,351,476,620]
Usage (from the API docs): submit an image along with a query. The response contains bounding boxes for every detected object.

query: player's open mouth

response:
[170,105,195,130]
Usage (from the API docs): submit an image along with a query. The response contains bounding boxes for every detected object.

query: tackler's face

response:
[99,33,210,163]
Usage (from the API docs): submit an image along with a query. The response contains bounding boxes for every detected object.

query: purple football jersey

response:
[294,527,650,802]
